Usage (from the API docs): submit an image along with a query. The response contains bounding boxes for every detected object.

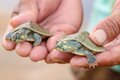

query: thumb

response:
[10,0,38,27]
[90,12,120,45]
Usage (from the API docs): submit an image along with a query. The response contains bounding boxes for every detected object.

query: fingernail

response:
[93,29,107,44]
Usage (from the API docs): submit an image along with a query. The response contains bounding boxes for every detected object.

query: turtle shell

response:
[13,21,52,36]
[60,31,105,52]
[76,31,105,52]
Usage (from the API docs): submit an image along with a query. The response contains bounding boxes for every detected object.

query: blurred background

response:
[0,0,93,80]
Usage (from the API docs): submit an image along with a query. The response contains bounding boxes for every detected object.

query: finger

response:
[2,25,16,51]
[29,42,48,62]
[90,11,120,45]
[15,42,32,57]
[45,49,74,63]
[46,31,74,63]
[47,31,66,52]
[70,44,120,68]
[10,0,38,27]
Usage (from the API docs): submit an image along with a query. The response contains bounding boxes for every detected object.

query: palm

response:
[36,0,82,35]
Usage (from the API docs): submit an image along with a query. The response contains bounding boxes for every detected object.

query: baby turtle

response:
[55,31,105,68]
[5,21,52,46]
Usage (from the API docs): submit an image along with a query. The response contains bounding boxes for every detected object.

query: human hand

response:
[2,0,82,62]
[70,0,120,68]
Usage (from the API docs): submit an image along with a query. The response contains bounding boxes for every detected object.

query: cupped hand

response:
[2,0,82,62]
[70,0,120,68]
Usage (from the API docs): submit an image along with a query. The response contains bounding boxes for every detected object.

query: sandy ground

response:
[0,50,74,80]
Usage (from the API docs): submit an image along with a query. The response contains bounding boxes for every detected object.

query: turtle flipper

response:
[84,50,98,68]
[74,48,98,68]
[33,33,42,46]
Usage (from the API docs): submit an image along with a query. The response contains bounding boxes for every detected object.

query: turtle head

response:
[5,32,25,43]
[6,29,27,43]
[55,40,78,52]
[5,32,13,41]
